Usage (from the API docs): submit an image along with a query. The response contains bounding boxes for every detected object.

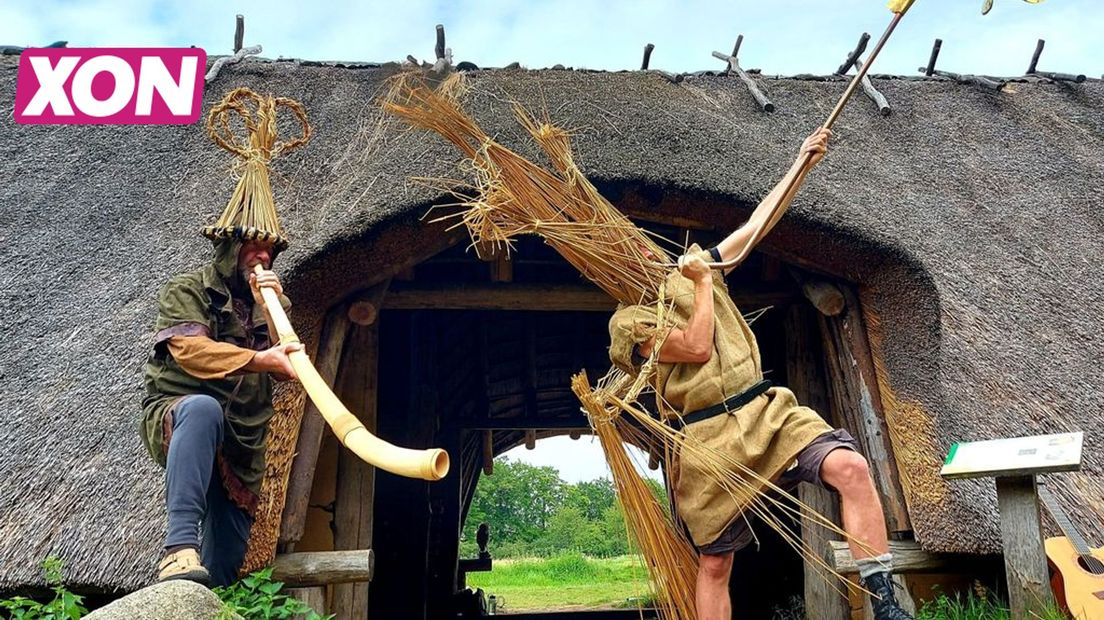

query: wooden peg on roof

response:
[435,24,446,60]
[924,39,942,76]
[1025,39,1086,83]
[712,35,774,112]
[641,43,654,70]
[917,40,1005,91]
[835,33,890,117]
[482,431,494,475]
[234,15,244,53]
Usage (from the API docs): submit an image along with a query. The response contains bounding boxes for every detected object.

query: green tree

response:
[463,457,567,552]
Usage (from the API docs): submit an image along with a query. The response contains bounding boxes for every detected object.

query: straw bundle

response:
[383,73,670,305]
[384,72,872,613]
[203,87,312,250]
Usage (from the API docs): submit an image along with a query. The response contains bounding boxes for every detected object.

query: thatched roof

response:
[1,54,1101,590]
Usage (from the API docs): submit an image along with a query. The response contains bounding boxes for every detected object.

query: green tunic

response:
[608,246,832,547]
[140,239,288,514]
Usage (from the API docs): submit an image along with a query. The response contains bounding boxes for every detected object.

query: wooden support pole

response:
[785,305,849,620]
[347,279,391,326]
[712,48,775,112]
[818,289,911,534]
[233,15,244,53]
[924,38,942,76]
[996,476,1055,620]
[641,43,654,70]
[731,35,744,59]
[332,323,378,620]
[280,308,352,544]
[1034,70,1087,83]
[482,431,494,475]
[272,550,375,587]
[285,587,326,618]
[525,430,536,450]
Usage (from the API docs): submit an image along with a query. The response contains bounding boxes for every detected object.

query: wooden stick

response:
[641,43,654,70]
[922,68,1006,91]
[435,24,446,60]
[731,35,744,59]
[853,58,892,117]
[234,15,244,53]
[1034,70,1087,83]
[711,50,775,112]
[835,32,870,75]
[924,38,942,76]
[1026,38,1044,74]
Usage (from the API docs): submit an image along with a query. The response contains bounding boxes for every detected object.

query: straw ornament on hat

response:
[202,87,312,251]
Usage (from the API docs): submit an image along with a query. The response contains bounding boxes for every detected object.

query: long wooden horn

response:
[256,265,450,481]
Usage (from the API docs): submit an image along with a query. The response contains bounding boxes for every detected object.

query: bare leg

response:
[819,449,890,559]
[697,551,734,620]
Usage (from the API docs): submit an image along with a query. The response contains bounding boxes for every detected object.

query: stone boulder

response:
[84,580,242,620]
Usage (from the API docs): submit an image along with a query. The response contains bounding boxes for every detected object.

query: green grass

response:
[916,588,1070,620]
[466,553,653,612]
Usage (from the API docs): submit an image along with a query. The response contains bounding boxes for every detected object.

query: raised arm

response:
[713,128,831,274]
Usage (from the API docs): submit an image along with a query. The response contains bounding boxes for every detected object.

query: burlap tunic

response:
[608,247,832,547]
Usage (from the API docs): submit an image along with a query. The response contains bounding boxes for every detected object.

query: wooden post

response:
[347,279,391,326]
[332,324,378,620]
[997,476,1054,619]
[785,305,849,620]
[286,587,326,619]
[426,432,464,619]
[818,289,911,534]
[281,307,352,543]
[482,431,494,475]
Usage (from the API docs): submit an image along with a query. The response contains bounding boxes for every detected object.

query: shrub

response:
[214,568,332,620]
[0,556,88,620]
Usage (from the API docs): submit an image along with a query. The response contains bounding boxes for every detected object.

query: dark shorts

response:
[697,428,860,556]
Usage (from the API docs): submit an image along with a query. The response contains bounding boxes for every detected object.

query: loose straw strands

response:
[382,73,670,305]
[574,372,698,620]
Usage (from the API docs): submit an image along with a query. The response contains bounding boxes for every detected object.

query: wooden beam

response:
[382,282,796,312]
[827,540,985,575]
[347,279,391,326]
[271,550,375,587]
[525,430,537,449]
[785,305,848,620]
[332,324,378,619]
[818,287,911,534]
[281,307,352,544]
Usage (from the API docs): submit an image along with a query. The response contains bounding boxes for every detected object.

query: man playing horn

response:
[608,128,913,620]
[140,231,302,587]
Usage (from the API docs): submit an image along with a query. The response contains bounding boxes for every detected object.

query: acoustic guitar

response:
[1039,484,1104,619]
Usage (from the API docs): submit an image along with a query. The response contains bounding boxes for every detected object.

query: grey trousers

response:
[163,394,253,587]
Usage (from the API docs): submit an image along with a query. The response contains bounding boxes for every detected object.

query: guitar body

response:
[1045,536,1104,619]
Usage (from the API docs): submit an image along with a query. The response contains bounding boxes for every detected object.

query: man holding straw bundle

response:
[609,128,913,620]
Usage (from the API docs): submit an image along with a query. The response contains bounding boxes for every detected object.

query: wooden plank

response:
[382,282,797,312]
[271,550,375,587]
[996,476,1055,619]
[332,324,378,620]
[828,540,979,575]
[818,288,911,533]
[785,305,848,620]
[285,587,326,619]
[281,307,352,544]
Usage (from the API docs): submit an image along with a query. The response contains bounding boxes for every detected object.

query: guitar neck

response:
[1039,484,1094,557]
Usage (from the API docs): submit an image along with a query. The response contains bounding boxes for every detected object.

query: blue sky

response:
[3,0,1099,483]
[2,1,1100,78]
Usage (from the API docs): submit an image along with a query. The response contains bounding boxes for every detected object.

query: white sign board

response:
[940,431,1083,480]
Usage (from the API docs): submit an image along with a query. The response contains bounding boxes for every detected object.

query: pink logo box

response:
[14,48,206,125]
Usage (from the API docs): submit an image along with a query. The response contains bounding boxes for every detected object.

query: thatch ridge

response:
[1,55,1101,589]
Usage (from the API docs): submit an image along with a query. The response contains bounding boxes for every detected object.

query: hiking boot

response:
[861,571,914,620]
[157,547,210,586]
